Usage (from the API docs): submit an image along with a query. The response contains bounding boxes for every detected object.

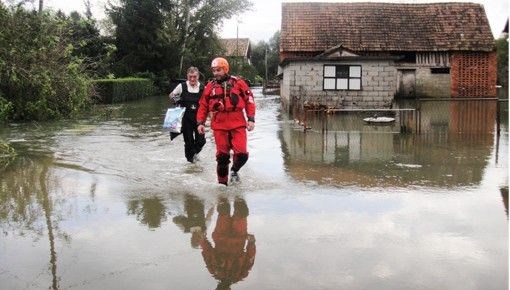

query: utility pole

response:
[38,0,43,14]
[179,0,190,76]
[265,45,268,86]
[235,19,240,72]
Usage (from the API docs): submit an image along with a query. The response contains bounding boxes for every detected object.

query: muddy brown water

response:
[0,88,507,289]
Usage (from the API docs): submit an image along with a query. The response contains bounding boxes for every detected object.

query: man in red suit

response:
[197,57,256,185]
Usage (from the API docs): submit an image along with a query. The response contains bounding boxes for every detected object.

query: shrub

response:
[496,38,508,88]
[0,6,92,121]
[91,78,155,103]
[0,94,13,122]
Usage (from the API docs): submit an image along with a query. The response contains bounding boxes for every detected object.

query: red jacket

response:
[197,76,255,131]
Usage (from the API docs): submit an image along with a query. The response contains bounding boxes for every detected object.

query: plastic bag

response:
[163,107,186,133]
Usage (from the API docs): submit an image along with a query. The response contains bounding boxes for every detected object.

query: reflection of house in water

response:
[280,101,497,187]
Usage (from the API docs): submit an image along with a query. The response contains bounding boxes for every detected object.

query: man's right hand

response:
[197,124,205,135]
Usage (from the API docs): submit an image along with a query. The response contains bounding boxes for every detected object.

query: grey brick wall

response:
[281,60,398,109]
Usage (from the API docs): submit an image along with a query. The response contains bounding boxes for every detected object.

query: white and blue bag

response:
[163,107,186,133]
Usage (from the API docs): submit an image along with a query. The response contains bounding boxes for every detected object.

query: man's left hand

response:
[247,121,255,131]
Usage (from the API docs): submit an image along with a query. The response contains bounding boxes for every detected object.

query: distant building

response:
[500,19,509,39]
[279,3,497,110]
[220,38,251,65]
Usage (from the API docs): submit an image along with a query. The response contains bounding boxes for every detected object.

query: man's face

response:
[212,67,226,80]
[187,72,199,86]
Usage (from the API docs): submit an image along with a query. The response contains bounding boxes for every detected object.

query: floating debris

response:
[395,163,422,169]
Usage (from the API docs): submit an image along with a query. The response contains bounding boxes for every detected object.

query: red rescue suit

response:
[197,75,256,185]
[200,198,255,287]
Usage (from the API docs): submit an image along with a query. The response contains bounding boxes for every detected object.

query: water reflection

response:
[449,100,497,135]
[0,155,70,290]
[0,92,506,289]
[199,197,256,289]
[173,194,213,248]
[281,100,500,188]
[501,186,509,218]
[127,197,167,229]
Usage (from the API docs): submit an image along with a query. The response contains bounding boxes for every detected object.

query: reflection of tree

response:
[40,164,59,290]
[501,186,508,218]
[127,197,167,229]
[173,194,213,248]
[0,156,71,289]
[199,197,256,290]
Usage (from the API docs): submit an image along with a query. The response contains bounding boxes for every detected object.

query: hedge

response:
[91,78,155,103]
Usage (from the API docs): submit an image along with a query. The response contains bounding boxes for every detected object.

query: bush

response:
[0,94,13,122]
[496,38,508,88]
[91,78,155,103]
[228,61,262,85]
[0,6,92,121]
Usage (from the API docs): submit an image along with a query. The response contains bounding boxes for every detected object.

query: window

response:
[323,65,362,91]
[430,67,450,74]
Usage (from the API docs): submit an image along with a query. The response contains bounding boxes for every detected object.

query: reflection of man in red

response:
[199,197,256,289]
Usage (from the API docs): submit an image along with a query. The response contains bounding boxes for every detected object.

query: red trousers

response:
[213,127,249,185]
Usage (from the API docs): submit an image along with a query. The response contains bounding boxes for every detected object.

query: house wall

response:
[281,60,397,110]
[451,52,497,97]
[415,68,451,98]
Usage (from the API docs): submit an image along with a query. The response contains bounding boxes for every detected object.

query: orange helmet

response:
[211,57,229,73]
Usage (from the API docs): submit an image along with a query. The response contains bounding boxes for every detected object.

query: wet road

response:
[0,88,508,289]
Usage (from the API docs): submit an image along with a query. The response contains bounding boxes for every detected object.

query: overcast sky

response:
[41,0,508,42]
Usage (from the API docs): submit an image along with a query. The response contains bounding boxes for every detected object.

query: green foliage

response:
[59,11,116,78]
[108,0,252,84]
[91,78,155,103]
[0,94,13,122]
[0,5,92,121]
[228,60,261,85]
[250,31,280,82]
[496,38,508,88]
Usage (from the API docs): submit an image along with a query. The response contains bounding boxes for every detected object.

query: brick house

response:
[280,3,496,109]
[220,38,251,64]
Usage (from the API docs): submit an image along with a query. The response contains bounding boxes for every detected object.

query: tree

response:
[250,40,268,81]
[108,0,175,76]
[267,30,280,80]
[496,37,508,89]
[249,31,280,82]
[62,11,115,77]
[0,5,91,121]
[108,0,252,82]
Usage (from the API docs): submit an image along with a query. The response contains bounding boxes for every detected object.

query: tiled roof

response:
[220,38,250,57]
[281,2,495,54]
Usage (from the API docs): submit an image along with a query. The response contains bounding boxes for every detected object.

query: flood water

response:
[0,88,508,290]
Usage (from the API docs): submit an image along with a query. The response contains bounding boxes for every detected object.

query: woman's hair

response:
[187,66,199,75]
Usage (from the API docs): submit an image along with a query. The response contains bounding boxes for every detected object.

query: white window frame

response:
[323,65,362,91]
